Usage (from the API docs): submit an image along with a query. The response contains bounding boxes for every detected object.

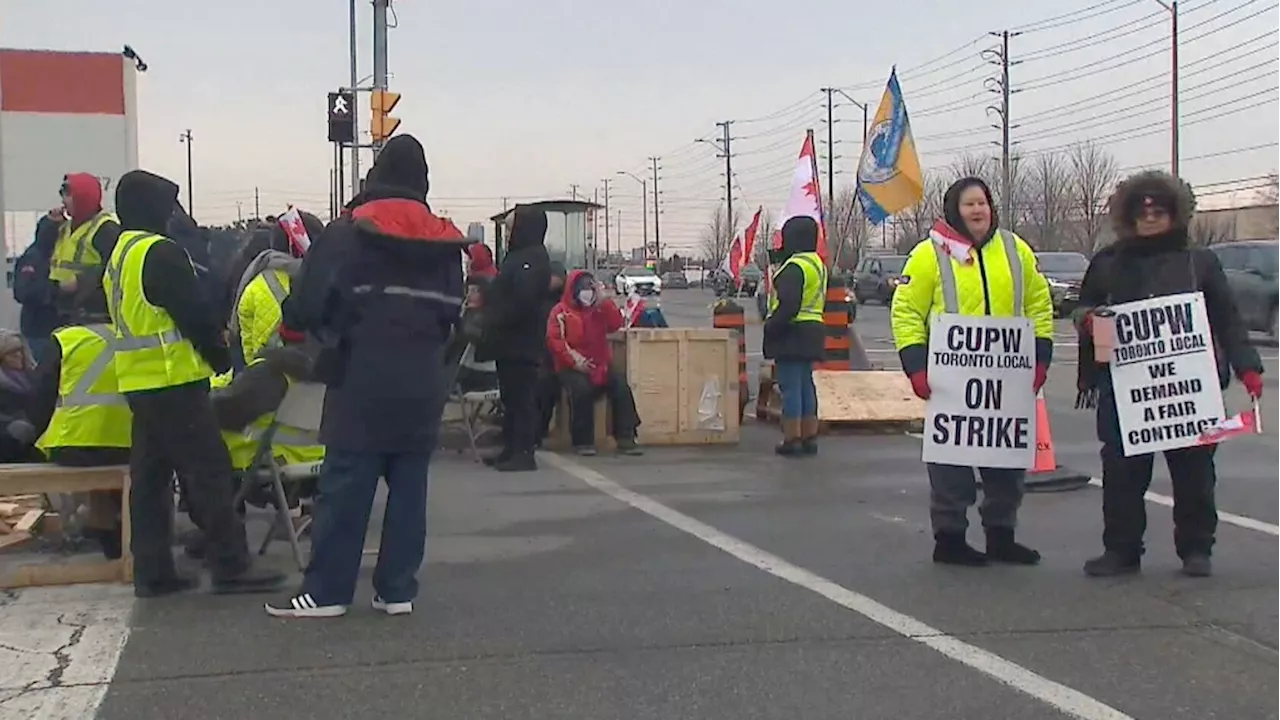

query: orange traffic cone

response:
[1026,391,1090,493]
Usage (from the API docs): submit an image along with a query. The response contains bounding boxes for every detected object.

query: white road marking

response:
[0,585,135,719]
[541,451,1135,720]
[1086,478,1280,537]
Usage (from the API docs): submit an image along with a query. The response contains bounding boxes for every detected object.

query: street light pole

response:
[1152,0,1179,176]
[178,129,194,216]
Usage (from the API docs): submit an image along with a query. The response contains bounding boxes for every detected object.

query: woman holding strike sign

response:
[1075,170,1263,578]
[891,177,1055,566]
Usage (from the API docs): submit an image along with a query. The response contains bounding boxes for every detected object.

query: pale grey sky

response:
[3,0,1277,254]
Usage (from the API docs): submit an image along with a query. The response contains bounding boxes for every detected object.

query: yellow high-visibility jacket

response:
[891,230,1053,373]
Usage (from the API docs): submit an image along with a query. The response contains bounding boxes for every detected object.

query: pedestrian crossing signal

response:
[371,90,402,143]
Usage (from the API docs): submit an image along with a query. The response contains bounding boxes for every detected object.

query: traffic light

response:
[370,89,401,143]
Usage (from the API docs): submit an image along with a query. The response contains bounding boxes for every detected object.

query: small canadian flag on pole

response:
[1197,401,1263,445]
[278,206,312,255]
[772,131,827,262]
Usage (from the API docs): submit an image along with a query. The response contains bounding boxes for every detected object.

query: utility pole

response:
[617,171,647,258]
[984,30,1020,227]
[601,178,611,262]
[617,210,623,251]
[821,88,840,218]
[178,129,194,216]
[650,157,661,264]
[569,184,579,200]
[254,186,260,219]
[348,0,360,198]
[371,0,391,161]
[715,121,735,259]
[1151,0,1180,175]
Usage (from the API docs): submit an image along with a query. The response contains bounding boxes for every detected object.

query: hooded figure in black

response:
[272,134,469,618]
[535,262,569,445]
[111,169,284,598]
[482,206,552,471]
[763,216,828,456]
[1076,170,1263,579]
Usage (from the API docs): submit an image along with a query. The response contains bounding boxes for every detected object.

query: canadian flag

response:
[772,132,828,262]
[721,206,763,282]
[1197,408,1261,445]
[278,207,312,255]
[929,219,974,264]
[623,291,646,328]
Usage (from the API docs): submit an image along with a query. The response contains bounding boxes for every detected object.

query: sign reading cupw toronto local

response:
[1108,291,1225,456]
[922,315,1037,469]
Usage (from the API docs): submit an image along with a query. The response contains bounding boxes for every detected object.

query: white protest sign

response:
[1108,291,1225,456]
[922,315,1037,469]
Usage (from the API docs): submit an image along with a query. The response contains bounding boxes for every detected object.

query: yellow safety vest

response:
[103,230,213,392]
[50,211,118,283]
[214,360,325,471]
[237,269,290,362]
[36,324,132,452]
[767,251,827,323]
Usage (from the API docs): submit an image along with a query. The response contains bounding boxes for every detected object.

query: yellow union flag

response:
[856,68,924,224]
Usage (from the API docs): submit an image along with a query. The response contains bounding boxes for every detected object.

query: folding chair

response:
[232,381,326,571]
[449,343,502,461]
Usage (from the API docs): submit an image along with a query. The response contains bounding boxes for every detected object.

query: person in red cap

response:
[1076,170,1264,579]
[48,173,121,321]
[466,243,498,282]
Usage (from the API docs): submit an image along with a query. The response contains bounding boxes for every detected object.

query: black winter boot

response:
[494,452,537,472]
[1083,551,1141,577]
[985,527,1041,565]
[932,532,988,566]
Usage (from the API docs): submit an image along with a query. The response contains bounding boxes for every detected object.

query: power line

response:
[1011,0,1139,32]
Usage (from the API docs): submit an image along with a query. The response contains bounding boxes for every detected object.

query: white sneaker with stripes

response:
[264,592,347,618]
[371,595,413,616]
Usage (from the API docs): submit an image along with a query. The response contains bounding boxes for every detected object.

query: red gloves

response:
[1240,370,1264,399]
[908,371,931,400]
[1034,364,1048,393]
[278,324,306,345]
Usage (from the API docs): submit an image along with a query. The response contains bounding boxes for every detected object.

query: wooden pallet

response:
[0,494,46,551]
[756,362,926,432]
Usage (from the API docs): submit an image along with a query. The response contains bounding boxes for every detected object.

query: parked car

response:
[1035,252,1089,318]
[1210,240,1278,339]
[851,255,907,304]
[711,265,762,297]
[660,270,690,289]
[614,265,662,296]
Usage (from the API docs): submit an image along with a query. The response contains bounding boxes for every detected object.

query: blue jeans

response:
[775,360,817,419]
[302,450,431,605]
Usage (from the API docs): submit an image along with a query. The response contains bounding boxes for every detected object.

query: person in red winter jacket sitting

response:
[545,270,642,456]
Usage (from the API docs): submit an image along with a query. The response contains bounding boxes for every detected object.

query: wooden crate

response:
[610,328,740,445]
[0,465,132,589]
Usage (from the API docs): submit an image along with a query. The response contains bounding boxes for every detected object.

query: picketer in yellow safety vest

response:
[103,167,282,595]
[49,173,122,317]
[889,177,1053,568]
[210,361,324,472]
[237,268,292,362]
[762,216,829,457]
[36,324,132,453]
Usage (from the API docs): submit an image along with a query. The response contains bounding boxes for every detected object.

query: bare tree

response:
[700,205,740,265]
[1066,140,1118,254]
[828,185,870,270]
[950,153,997,182]
[1024,152,1073,251]
[893,173,947,253]
[1189,211,1237,247]
[752,207,775,268]
[1262,172,1279,205]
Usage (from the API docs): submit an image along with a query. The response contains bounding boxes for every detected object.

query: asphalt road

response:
[3,288,1275,720]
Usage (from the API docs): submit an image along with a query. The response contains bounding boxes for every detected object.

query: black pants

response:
[1100,443,1218,560]
[127,382,251,585]
[535,370,561,446]
[496,359,539,456]
[560,369,639,447]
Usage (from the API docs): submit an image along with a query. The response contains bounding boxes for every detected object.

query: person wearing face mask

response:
[545,270,642,455]
[1075,171,1263,578]
[891,177,1055,567]
[763,216,828,457]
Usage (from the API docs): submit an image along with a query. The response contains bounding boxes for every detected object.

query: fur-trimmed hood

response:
[1107,170,1196,240]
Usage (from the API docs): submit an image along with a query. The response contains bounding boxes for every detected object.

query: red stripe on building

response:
[0,50,125,115]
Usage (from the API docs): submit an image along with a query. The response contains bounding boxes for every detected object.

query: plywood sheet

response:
[814,370,926,423]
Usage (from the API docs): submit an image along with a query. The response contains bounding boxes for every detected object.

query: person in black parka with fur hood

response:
[1075,170,1264,579]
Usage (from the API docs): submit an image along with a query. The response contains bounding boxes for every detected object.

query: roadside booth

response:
[491,199,602,271]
